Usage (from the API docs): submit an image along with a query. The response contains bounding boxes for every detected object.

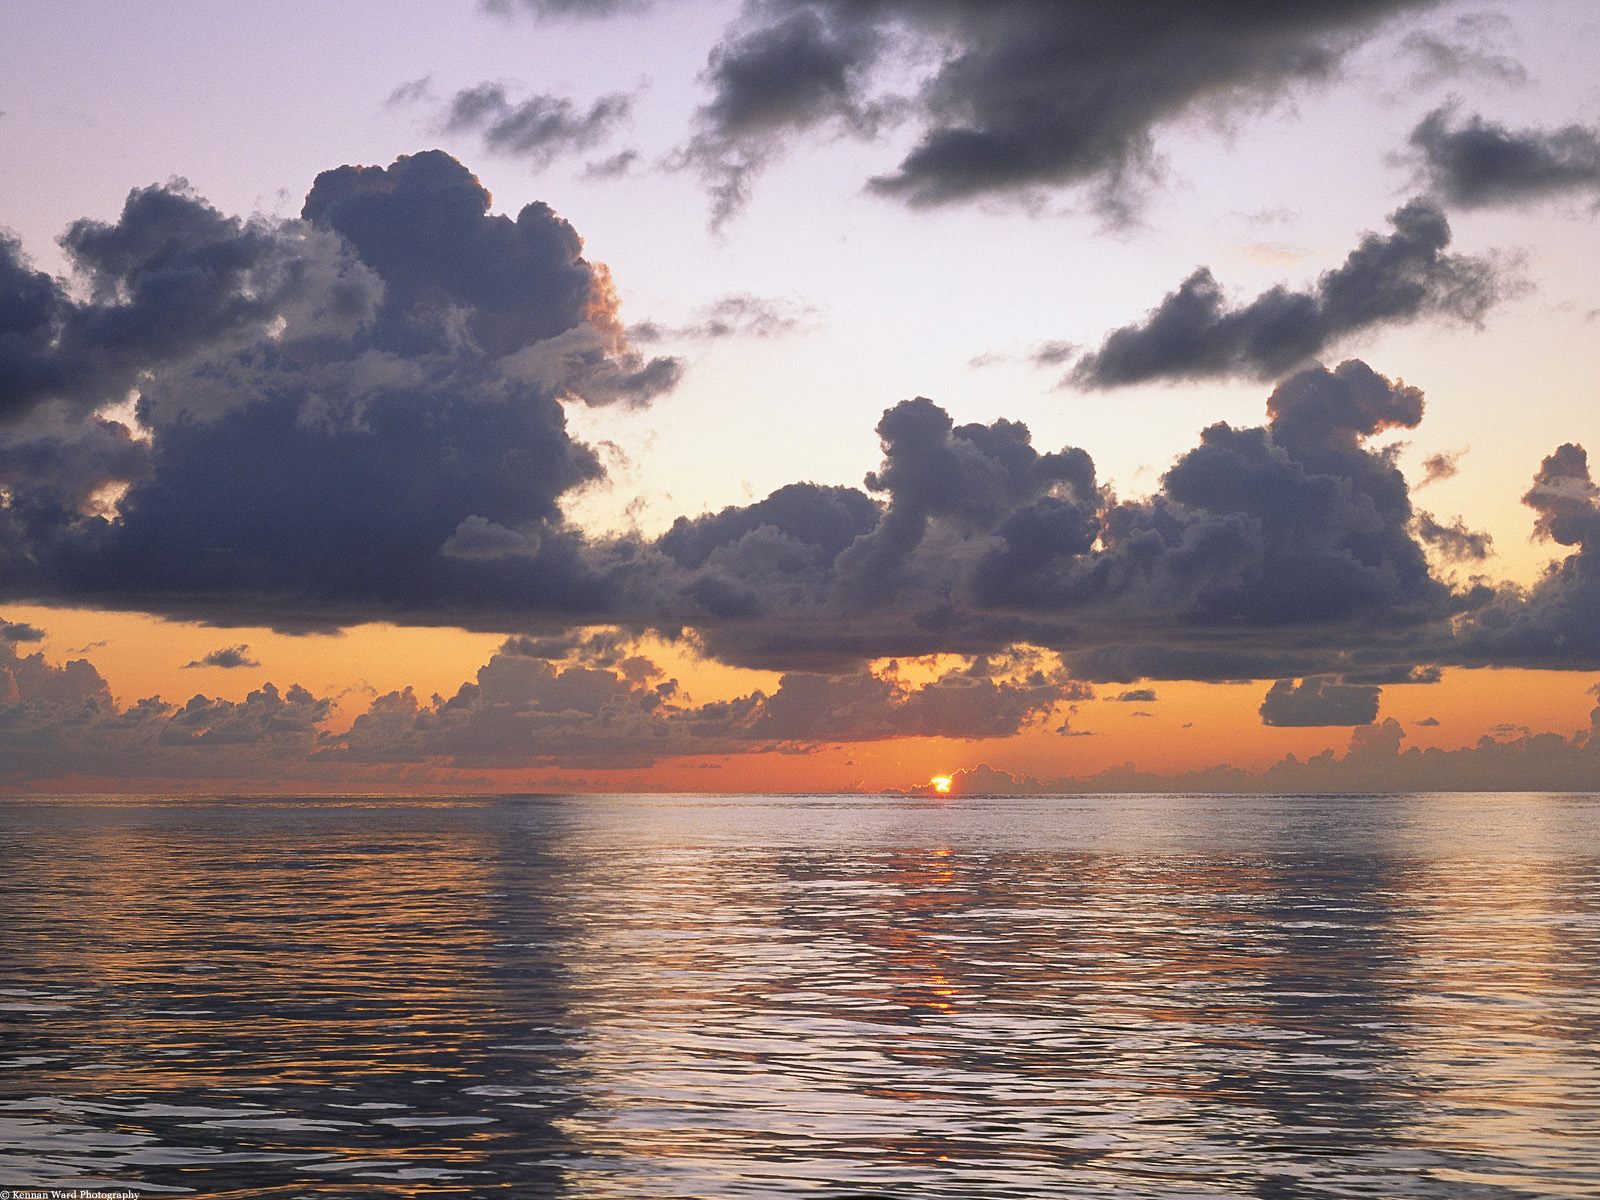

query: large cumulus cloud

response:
[1,151,680,628]
[660,360,1458,687]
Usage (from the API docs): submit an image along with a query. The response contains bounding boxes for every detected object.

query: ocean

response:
[1,792,1597,1197]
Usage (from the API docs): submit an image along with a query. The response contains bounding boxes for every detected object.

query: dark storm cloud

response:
[443,83,634,168]
[1409,105,1600,210]
[1259,676,1381,726]
[1415,511,1491,562]
[839,397,1097,602]
[686,0,1437,221]
[1,617,45,643]
[37,351,612,628]
[184,645,261,670]
[1069,201,1504,387]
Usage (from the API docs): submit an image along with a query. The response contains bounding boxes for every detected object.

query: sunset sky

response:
[3,0,1599,793]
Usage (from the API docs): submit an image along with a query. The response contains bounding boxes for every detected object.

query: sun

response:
[930,775,953,794]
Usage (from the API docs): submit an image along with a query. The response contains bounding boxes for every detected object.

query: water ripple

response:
[1,793,1597,1197]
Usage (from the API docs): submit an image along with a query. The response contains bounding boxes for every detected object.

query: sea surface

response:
[1,792,1598,1198]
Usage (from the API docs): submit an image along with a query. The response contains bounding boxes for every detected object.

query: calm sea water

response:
[1,792,1598,1198]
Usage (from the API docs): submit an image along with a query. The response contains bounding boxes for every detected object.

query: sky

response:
[2,0,1600,794]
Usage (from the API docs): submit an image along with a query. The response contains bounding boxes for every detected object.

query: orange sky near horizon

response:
[5,602,1596,795]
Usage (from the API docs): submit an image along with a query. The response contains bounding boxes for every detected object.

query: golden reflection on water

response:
[1,793,1598,1197]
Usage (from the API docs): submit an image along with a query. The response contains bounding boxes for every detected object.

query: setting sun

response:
[931,776,953,794]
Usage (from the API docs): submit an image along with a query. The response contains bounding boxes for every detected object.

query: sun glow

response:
[930,776,953,794]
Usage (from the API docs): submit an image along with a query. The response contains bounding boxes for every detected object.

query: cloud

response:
[583,150,640,179]
[1418,449,1462,487]
[386,77,434,107]
[1,187,377,426]
[980,362,1446,677]
[1259,676,1381,726]
[1400,14,1526,89]
[929,702,1600,794]
[641,360,1475,688]
[1414,511,1492,562]
[0,637,329,785]
[1,151,680,630]
[681,7,893,227]
[632,294,816,343]
[440,83,634,169]
[1,625,1077,782]
[184,645,261,670]
[298,151,656,371]
[684,1,1435,222]
[1114,688,1157,703]
[1,617,45,643]
[481,0,655,17]
[1069,201,1506,387]
[331,640,1073,770]
[751,664,1068,743]
[1338,662,1440,686]
[967,340,1074,370]
[1030,341,1077,368]
[4,174,1597,703]
[1451,444,1600,670]
[1410,105,1600,209]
